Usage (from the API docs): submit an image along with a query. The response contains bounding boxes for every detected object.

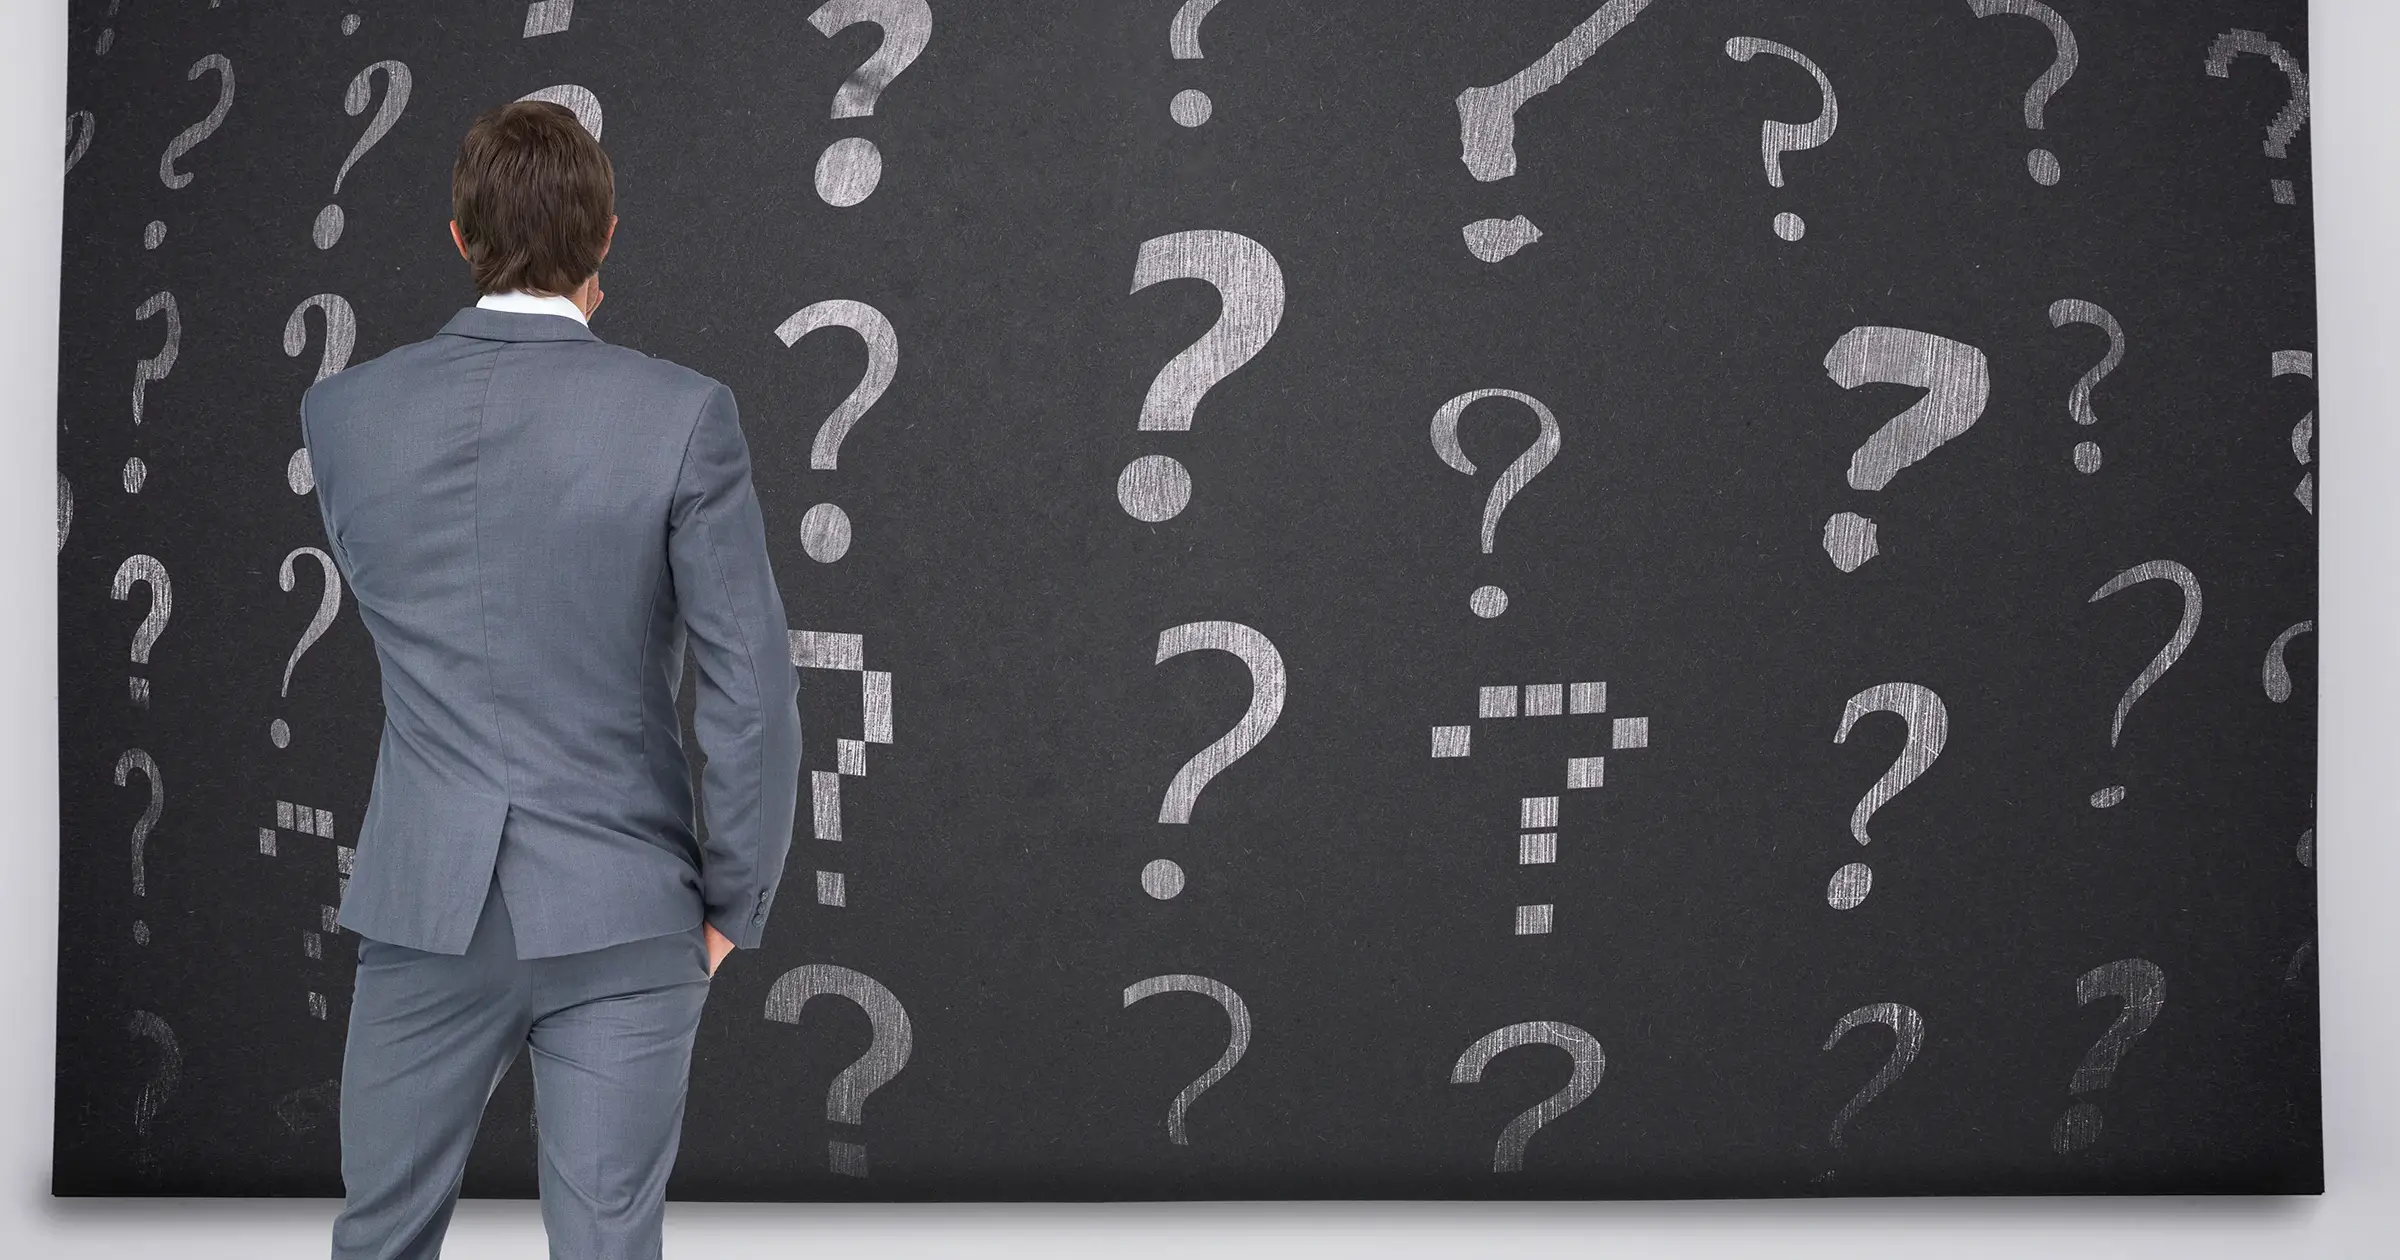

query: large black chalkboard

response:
[56,0,2319,1198]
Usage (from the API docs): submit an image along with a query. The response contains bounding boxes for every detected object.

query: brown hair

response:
[450,101,613,296]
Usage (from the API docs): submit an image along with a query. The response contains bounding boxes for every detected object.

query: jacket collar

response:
[437,306,602,344]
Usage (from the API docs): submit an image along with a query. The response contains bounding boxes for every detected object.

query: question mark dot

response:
[142,221,166,250]
[2028,149,2062,186]
[2090,785,2126,809]
[1826,862,1873,910]
[1822,512,1877,572]
[1140,859,1185,900]
[2271,179,2296,206]
[799,503,852,563]
[288,448,317,495]
[121,458,147,495]
[2072,441,2101,474]
[132,920,149,946]
[312,204,344,250]
[1773,212,1806,242]
[1469,585,1508,619]
[1170,90,1213,128]
[2050,1101,2103,1153]
[814,138,883,208]
[270,718,291,749]
[341,13,361,35]
[1117,455,1192,522]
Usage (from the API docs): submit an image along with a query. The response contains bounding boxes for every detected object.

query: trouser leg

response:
[332,879,529,1260]
[527,922,713,1260]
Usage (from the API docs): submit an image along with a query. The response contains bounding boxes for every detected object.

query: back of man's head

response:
[451,101,613,297]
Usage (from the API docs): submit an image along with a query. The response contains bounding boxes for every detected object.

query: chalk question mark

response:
[2050,958,2165,1153]
[283,294,355,494]
[2086,561,2201,809]
[2048,300,2123,474]
[127,291,180,494]
[126,1010,182,1172]
[1722,37,1838,242]
[111,555,171,707]
[1122,974,1252,1145]
[1117,230,1286,523]
[1820,327,1992,572]
[516,84,603,140]
[272,547,343,750]
[1141,621,1285,901]
[763,964,913,1178]
[57,473,72,554]
[2273,350,2314,513]
[1450,1020,1605,1173]
[2205,31,2309,205]
[1430,389,1560,621]
[95,0,118,56]
[66,110,95,174]
[775,300,899,564]
[808,0,932,207]
[1457,0,1661,262]
[1967,1,2078,186]
[1167,0,1226,127]
[158,55,235,195]
[2264,620,2313,703]
[313,60,412,249]
[522,0,575,38]
[114,749,162,946]
[1827,683,1948,911]
[1823,1001,1924,1148]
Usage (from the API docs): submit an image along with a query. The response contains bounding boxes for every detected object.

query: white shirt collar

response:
[475,289,589,326]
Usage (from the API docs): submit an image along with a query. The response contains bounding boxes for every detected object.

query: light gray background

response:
[6,1,2389,1253]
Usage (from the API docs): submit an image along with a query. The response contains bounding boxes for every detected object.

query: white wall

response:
[4,2,2391,1255]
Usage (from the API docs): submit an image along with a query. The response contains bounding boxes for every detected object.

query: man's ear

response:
[597,214,616,264]
[450,220,470,262]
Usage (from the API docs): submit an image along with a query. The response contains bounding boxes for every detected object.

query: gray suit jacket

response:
[301,306,802,959]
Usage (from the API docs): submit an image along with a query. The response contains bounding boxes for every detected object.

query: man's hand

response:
[702,922,735,977]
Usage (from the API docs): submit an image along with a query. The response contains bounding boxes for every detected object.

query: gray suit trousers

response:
[332,875,712,1259]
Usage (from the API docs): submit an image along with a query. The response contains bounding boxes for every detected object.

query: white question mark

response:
[1117,230,1287,523]
[1967,0,2078,186]
[2047,300,2123,475]
[1820,326,1992,572]
[313,60,412,249]
[1167,0,1225,127]
[517,84,603,139]
[1822,1002,1924,1148]
[273,547,343,750]
[2051,958,2165,1153]
[57,472,73,554]
[774,299,899,564]
[2273,350,2314,512]
[1722,37,1838,242]
[126,1010,182,1171]
[158,54,236,192]
[1141,620,1285,901]
[1430,389,1561,621]
[763,963,913,1177]
[1122,974,1252,1145]
[2264,620,2313,702]
[111,555,171,707]
[66,109,95,174]
[283,294,356,495]
[522,0,575,38]
[1827,682,1948,911]
[127,291,180,494]
[95,0,118,55]
[1450,1020,1606,1173]
[2205,31,2309,205]
[2086,560,2201,808]
[113,749,163,946]
[808,0,933,208]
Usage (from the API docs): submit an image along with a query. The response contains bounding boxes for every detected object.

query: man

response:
[301,100,802,1258]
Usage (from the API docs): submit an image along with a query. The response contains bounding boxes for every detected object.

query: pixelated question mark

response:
[1166,0,1225,127]
[1967,0,2078,186]
[1826,683,1947,910]
[808,0,932,207]
[113,749,162,946]
[1822,1002,1923,1148]
[313,60,412,249]
[1122,973,1252,1145]
[2205,31,2308,205]
[516,84,602,139]
[1722,37,1837,242]
[1140,621,1285,901]
[1456,0,1661,263]
[66,109,95,173]
[1819,327,1991,573]
[272,547,343,750]
[1450,1020,1606,1173]
[1116,230,1286,523]
[1430,389,1559,621]
[283,294,355,495]
[774,300,898,564]
[126,1010,181,1171]
[2264,620,2313,703]
[2272,350,2314,512]
[2086,561,2200,809]
[763,963,913,1178]
[2047,300,2122,475]
[111,555,171,707]
[2050,958,2164,1153]
[127,292,180,494]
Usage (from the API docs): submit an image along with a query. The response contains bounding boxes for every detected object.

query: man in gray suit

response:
[301,101,802,1258]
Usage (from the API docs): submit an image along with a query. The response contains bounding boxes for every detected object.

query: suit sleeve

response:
[297,386,354,581]
[669,382,803,948]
